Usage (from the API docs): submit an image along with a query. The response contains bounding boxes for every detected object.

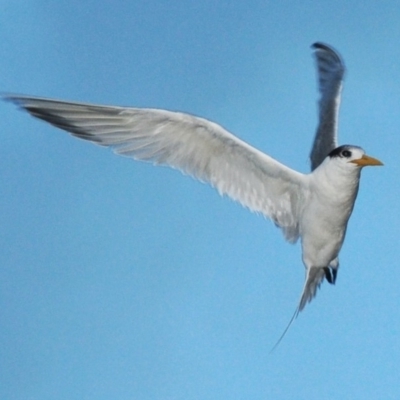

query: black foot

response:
[323,267,337,285]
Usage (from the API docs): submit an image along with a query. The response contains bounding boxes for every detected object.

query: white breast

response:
[299,159,361,269]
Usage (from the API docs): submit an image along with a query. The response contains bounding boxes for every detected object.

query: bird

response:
[3,42,382,345]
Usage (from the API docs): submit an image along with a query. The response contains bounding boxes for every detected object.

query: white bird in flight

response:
[3,42,382,345]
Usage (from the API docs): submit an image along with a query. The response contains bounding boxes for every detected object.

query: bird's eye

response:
[341,150,351,158]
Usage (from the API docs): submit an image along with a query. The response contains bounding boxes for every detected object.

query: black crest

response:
[329,145,360,159]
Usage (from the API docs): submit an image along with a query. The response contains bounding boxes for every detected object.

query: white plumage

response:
[3,42,383,345]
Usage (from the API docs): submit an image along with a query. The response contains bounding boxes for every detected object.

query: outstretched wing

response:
[310,42,345,170]
[5,95,308,243]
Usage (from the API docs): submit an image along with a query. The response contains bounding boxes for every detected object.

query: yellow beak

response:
[350,154,384,167]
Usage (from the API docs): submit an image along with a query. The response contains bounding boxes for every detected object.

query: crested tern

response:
[3,42,383,345]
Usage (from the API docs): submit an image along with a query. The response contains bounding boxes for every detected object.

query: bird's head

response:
[328,145,383,169]
[312,145,383,200]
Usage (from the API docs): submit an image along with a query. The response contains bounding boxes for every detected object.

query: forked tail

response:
[269,267,326,352]
[269,306,300,353]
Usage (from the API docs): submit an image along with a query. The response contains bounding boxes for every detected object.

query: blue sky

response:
[1,1,400,399]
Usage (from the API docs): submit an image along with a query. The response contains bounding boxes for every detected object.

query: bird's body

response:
[3,43,383,344]
[299,148,362,308]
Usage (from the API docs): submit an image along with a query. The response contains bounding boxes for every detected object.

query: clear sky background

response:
[1,1,399,399]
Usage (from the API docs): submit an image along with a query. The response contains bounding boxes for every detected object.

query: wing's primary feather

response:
[5,95,308,243]
[310,42,345,171]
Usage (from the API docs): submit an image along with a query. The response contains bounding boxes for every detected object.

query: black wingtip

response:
[1,93,18,104]
[311,42,331,50]
[311,42,343,61]
[1,93,32,109]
